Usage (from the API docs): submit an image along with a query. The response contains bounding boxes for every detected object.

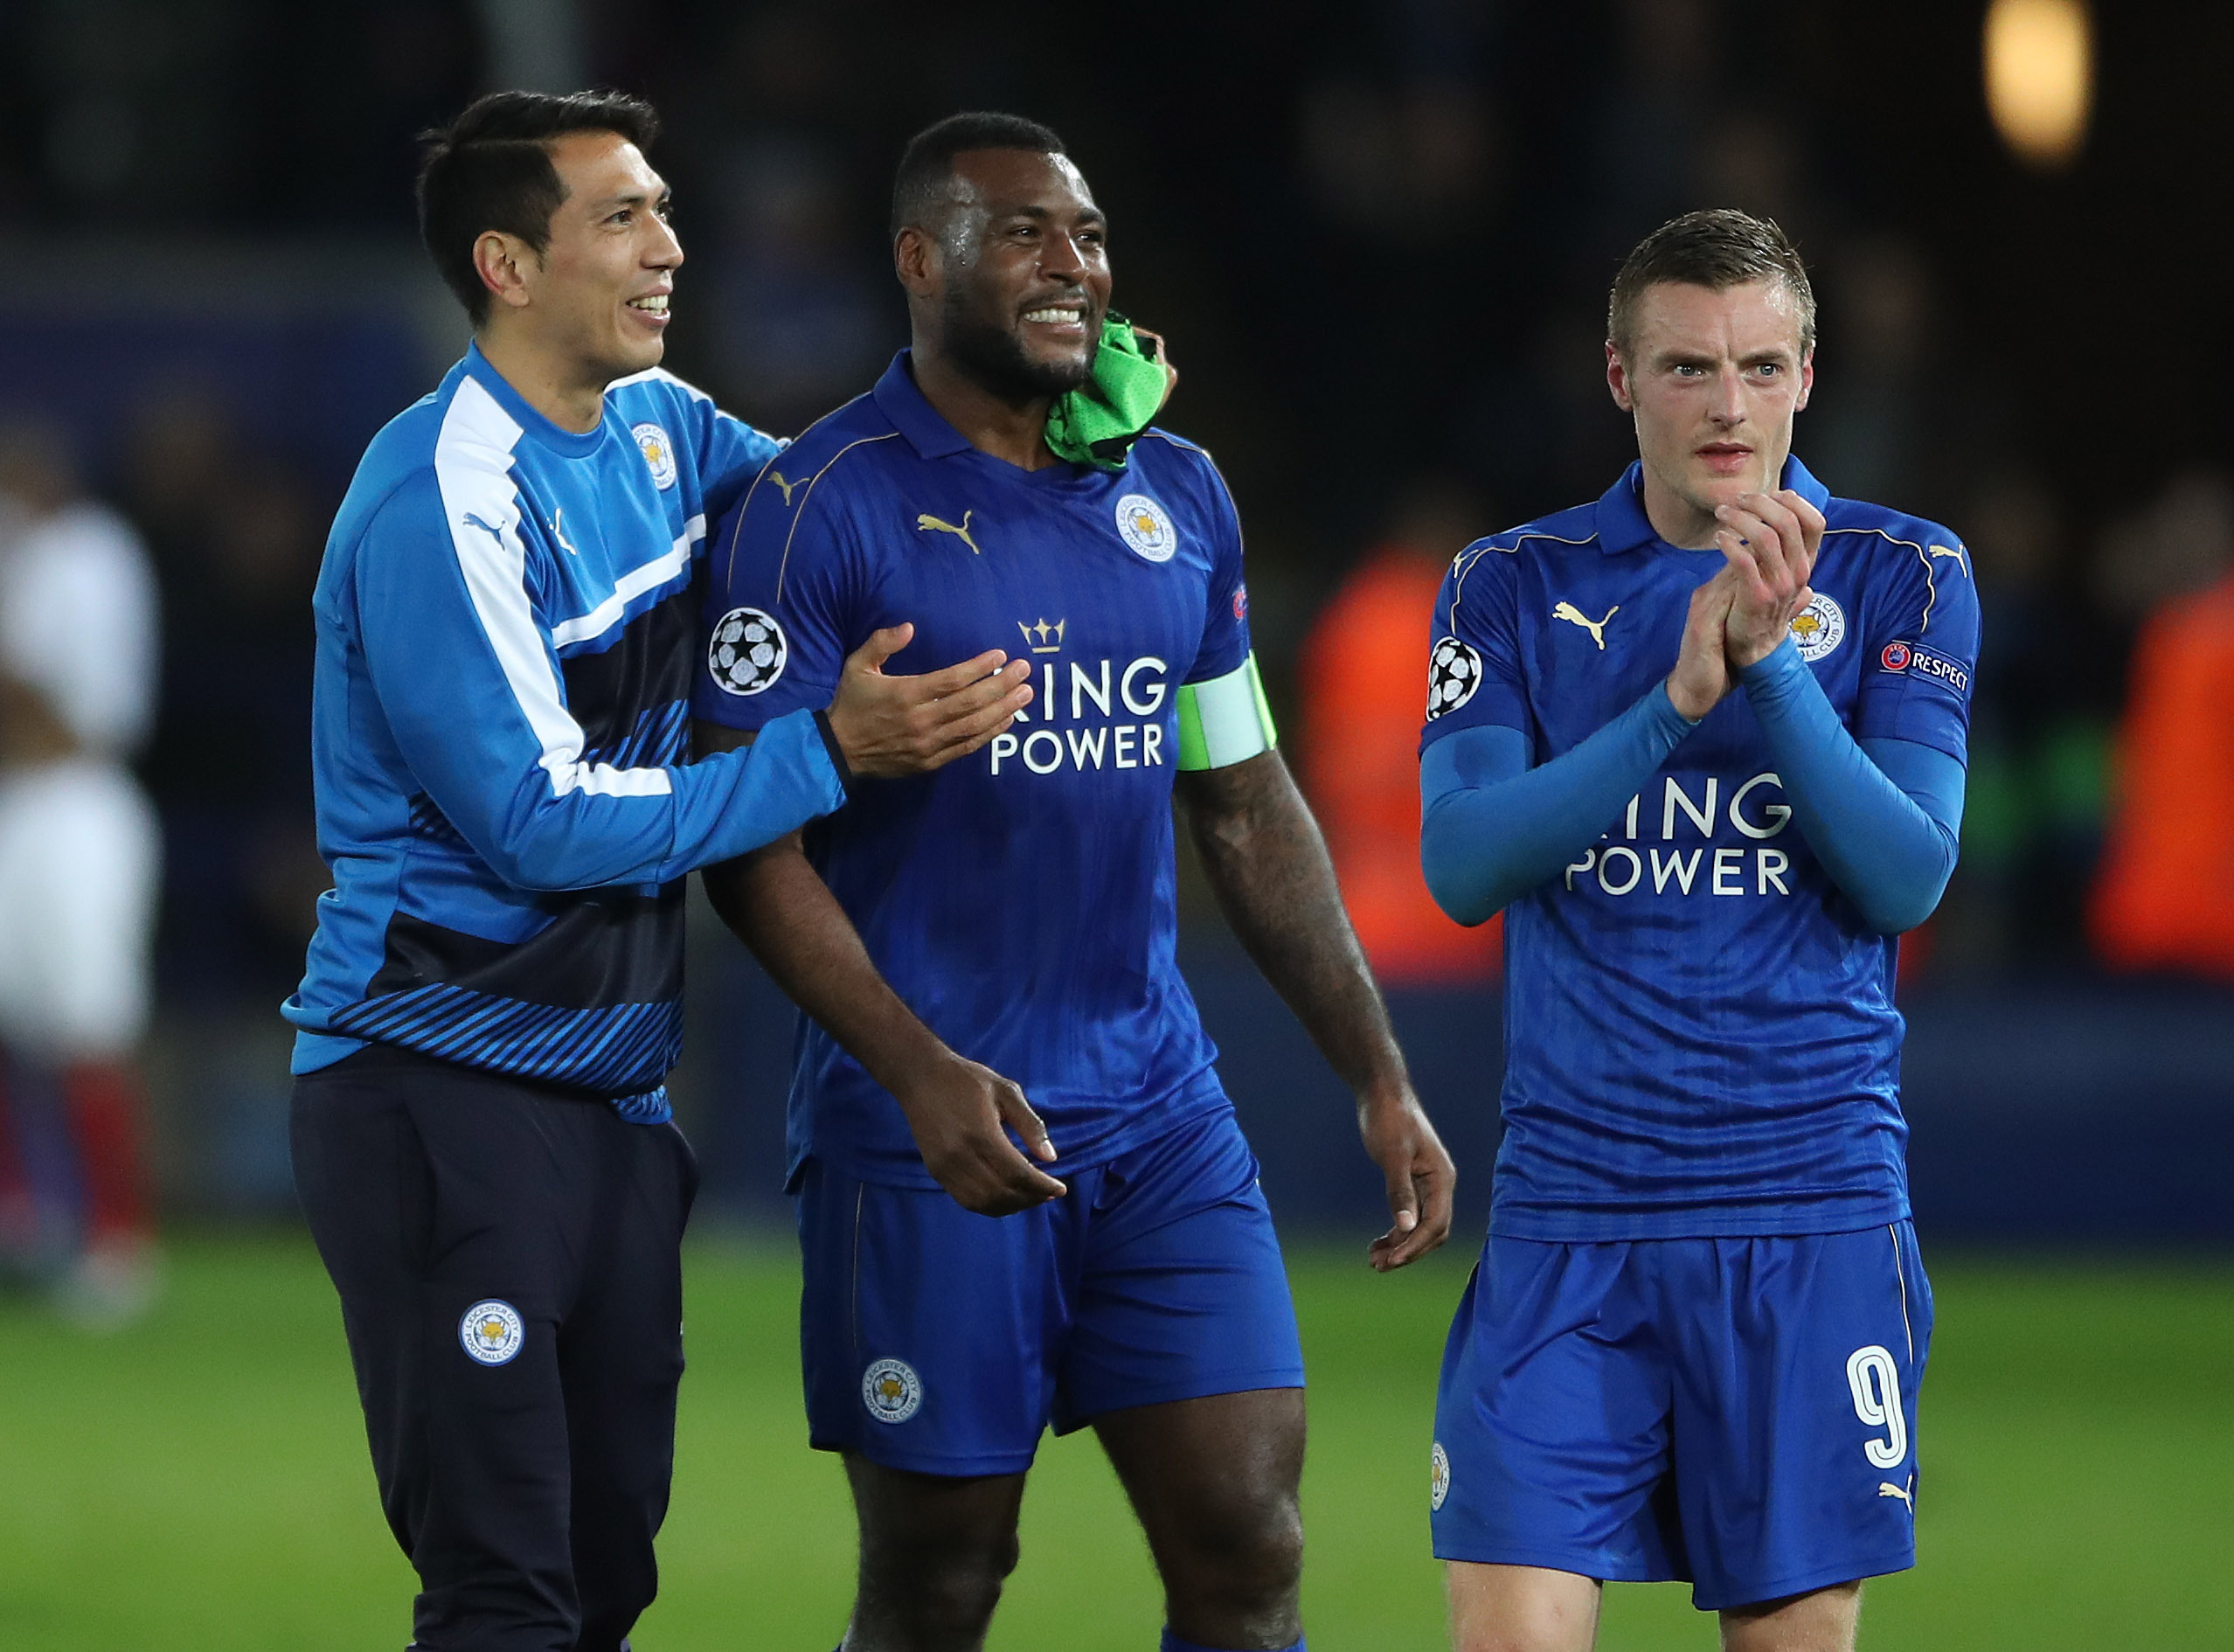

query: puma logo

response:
[461,512,508,546]
[916,510,981,554]
[768,469,802,506]
[547,508,578,555]
[1927,544,1969,575]
[1877,1480,1914,1510]
[1552,601,1619,649]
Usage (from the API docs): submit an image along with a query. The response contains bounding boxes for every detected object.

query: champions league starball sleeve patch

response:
[708,606,787,696]
[1426,635,1484,720]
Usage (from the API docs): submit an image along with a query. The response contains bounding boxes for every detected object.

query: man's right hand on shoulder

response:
[892,1052,1067,1216]
[825,623,1034,778]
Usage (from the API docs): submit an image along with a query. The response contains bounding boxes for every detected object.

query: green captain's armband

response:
[1175,653,1277,770]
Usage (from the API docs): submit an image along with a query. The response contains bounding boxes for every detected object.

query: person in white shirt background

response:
[0,416,163,1325]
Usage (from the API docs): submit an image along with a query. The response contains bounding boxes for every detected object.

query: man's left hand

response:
[1359,1087,1456,1272]
[1715,488,1826,669]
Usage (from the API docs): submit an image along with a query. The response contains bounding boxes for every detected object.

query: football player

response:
[695,112,1455,1652]
[1419,210,1977,1652]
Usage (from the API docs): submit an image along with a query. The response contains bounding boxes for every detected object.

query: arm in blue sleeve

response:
[358,482,843,894]
[1738,637,1966,934]
[1419,684,1698,926]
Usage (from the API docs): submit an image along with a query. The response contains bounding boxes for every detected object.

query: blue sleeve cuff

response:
[663,706,848,877]
[810,708,855,794]
[1736,634,1808,692]
[1644,677,1704,734]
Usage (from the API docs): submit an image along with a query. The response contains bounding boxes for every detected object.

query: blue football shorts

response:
[1431,1223,1932,1610]
[794,1106,1306,1476]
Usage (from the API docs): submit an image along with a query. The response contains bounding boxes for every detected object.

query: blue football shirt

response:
[694,352,1256,1189]
[287,344,846,1116]
[1421,458,1981,1239]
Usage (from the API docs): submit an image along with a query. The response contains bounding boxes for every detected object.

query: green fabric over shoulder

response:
[1044,313,1169,471]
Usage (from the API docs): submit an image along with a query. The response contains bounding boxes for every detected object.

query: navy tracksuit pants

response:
[292,1044,697,1652]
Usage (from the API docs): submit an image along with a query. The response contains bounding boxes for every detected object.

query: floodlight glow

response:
[1985,0,2093,169]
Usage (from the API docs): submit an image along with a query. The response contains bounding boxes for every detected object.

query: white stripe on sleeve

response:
[433,377,673,801]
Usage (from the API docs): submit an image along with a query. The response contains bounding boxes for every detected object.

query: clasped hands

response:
[1666,488,1827,722]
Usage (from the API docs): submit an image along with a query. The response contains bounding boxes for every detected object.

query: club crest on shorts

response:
[460,1299,524,1366]
[633,422,678,490]
[1430,1441,1452,1510]
[862,1357,923,1424]
[1789,593,1846,662]
[1114,493,1176,563]
[710,606,787,695]
[1426,635,1483,720]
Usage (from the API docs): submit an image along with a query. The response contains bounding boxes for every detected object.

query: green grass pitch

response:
[0,1234,2227,1649]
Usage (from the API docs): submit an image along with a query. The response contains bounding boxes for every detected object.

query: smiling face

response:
[904,148,1111,401]
[1606,277,1814,547]
[489,128,681,385]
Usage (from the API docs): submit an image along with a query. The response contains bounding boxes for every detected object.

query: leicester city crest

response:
[460,1299,525,1366]
[1426,635,1483,720]
[1790,592,1846,663]
[633,421,678,490]
[862,1357,923,1424]
[1114,493,1176,563]
[710,606,787,696]
[1431,1441,1452,1511]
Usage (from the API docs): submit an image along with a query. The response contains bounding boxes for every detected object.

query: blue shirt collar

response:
[459,340,608,457]
[1593,455,1829,554]
[871,351,977,460]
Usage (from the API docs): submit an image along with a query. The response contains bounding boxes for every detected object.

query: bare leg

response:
[1446,1562,1601,1652]
[1093,1388,1306,1649]
[841,1454,1028,1652]
[1719,1582,1862,1652]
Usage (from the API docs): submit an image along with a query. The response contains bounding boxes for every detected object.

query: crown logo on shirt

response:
[1018,617,1065,654]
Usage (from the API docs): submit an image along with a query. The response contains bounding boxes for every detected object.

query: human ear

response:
[893,226,939,299]
[476,232,538,312]
[1606,341,1635,413]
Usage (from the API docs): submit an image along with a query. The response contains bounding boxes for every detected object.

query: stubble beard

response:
[941,285,1093,403]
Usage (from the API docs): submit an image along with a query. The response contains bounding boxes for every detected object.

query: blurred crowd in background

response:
[0,0,2229,1268]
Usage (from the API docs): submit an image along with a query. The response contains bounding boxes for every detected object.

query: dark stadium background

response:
[0,4,2227,1649]
[2,0,2224,1237]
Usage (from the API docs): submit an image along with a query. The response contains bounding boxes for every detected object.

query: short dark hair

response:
[1607,209,1816,359]
[891,111,1066,239]
[417,89,661,327]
